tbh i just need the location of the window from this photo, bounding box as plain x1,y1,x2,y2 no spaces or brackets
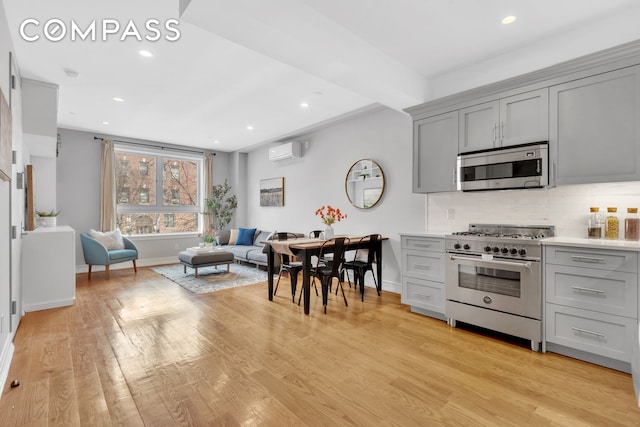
170,188,180,205
118,187,130,204
164,214,175,228
115,147,202,235
139,160,149,175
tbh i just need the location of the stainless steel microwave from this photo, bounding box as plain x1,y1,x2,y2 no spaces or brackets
456,142,549,191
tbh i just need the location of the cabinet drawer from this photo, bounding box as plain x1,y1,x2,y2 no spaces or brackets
402,249,445,281
401,235,445,252
401,277,445,314
544,246,637,273
546,303,635,363
545,264,637,318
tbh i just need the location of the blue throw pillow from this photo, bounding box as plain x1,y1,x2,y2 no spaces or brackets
235,227,257,246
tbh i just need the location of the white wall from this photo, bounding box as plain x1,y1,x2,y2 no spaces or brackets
21,79,58,157
244,106,424,291
426,181,640,238
56,128,231,269
30,156,56,215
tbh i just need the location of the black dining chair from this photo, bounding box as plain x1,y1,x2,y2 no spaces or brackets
341,234,381,301
309,230,323,238
272,232,308,302
309,237,347,313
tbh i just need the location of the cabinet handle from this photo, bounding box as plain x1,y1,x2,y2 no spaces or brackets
415,293,433,300
570,285,605,294
493,124,496,143
501,122,505,143
414,264,432,270
570,256,605,264
571,327,605,339
414,243,432,248
452,167,457,188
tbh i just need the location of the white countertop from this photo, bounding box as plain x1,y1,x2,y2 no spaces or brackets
399,232,447,238
542,236,640,251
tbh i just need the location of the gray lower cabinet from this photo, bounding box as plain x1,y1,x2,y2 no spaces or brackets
412,111,458,193
459,88,549,152
544,245,638,372
550,65,640,186
400,234,446,318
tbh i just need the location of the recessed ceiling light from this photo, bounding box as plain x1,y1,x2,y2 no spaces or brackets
138,49,153,57
102,121,110,125
64,68,80,79
213,140,220,144
502,15,516,25
300,102,309,108
112,97,124,102
246,125,254,131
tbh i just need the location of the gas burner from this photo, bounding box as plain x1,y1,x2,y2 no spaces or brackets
445,224,555,261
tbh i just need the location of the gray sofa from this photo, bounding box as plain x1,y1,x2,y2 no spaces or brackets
216,229,305,267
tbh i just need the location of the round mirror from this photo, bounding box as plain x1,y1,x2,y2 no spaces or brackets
345,159,385,209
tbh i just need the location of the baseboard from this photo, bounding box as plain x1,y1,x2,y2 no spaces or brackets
545,342,632,374
75,256,177,274
23,298,75,313
0,333,15,399
381,280,400,294
73,259,402,294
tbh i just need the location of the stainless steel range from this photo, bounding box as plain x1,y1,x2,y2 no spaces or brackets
445,224,554,351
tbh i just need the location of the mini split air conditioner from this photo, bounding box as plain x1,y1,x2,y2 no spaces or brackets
268,141,302,161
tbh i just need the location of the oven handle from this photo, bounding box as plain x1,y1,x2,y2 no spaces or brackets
449,254,533,270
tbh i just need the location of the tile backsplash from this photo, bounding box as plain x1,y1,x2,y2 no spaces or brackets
426,181,640,238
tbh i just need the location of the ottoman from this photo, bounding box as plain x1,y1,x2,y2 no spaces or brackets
178,250,235,278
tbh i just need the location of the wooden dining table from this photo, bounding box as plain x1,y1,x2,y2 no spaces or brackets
266,235,385,314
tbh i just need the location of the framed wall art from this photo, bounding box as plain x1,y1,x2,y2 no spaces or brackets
260,177,284,207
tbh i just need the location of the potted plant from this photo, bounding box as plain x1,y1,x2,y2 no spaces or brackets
36,209,60,227
205,180,238,231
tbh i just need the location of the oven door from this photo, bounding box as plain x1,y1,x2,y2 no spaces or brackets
446,254,541,319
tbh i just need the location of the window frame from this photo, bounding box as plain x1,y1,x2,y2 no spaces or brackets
114,144,204,235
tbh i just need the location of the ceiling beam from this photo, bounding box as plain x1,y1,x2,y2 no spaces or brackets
180,0,427,111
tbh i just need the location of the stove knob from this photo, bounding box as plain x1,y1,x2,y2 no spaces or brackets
510,248,518,255
492,246,500,253
519,248,527,256
484,246,492,253
463,244,470,250
501,247,509,254
454,243,461,249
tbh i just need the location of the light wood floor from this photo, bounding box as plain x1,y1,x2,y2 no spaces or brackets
1,267,639,426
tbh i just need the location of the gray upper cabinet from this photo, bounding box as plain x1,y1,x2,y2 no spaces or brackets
413,111,458,193
459,88,549,153
551,66,640,186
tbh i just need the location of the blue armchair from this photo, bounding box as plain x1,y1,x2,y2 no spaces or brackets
80,232,139,280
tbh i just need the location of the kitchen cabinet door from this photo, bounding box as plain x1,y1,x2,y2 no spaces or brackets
459,89,549,152
551,66,640,185
500,88,549,147
413,111,458,193
458,101,499,152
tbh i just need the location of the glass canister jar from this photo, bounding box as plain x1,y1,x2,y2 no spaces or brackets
587,207,603,239
625,208,639,241
605,207,619,240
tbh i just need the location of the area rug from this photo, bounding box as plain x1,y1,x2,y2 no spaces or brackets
151,263,267,294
